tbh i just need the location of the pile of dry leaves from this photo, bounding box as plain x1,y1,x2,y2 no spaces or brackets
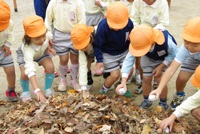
0,90,200,134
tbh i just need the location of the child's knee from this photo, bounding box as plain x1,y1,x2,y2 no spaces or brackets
143,76,152,84
21,73,29,80
4,66,15,75
110,71,120,80
45,63,54,74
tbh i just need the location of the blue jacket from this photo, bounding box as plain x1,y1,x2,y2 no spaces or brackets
34,0,50,20
94,18,134,63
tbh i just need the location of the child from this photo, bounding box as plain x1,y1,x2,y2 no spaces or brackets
16,15,55,103
130,0,169,93
45,0,86,91
33,0,60,77
83,0,104,26
94,2,133,94
150,17,200,110
71,24,95,91
116,25,178,110
160,65,200,132
0,0,18,102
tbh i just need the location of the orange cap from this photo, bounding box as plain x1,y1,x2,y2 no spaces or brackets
105,2,129,29
71,24,94,50
23,15,46,38
182,17,200,43
129,25,165,57
0,0,11,31
191,65,200,88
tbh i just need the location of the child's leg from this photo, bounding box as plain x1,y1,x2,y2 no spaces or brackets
58,54,69,91
4,65,18,102
156,76,168,110
135,57,142,84
191,107,200,122
41,58,55,96
19,65,31,102
69,52,80,90
176,70,193,92
102,69,120,93
170,70,193,110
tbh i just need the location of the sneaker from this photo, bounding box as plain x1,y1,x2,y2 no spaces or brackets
170,93,185,110
71,83,81,91
20,91,32,102
134,73,142,85
6,90,19,102
153,79,158,89
127,76,133,85
158,102,169,111
99,87,109,94
45,88,54,97
134,84,143,94
139,100,152,109
58,80,67,92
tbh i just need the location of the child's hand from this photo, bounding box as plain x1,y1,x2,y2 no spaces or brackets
149,89,161,100
116,84,127,95
36,91,48,103
160,114,176,132
152,64,164,77
47,48,56,56
2,45,11,57
95,0,102,8
94,62,104,75
49,39,54,47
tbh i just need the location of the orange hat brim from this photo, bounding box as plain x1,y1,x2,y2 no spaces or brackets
0,22,9,31
74,37,90,50
107,19,128,30
27,26,47,38
129,42,152,57
154,29,165,45
73,26,94,50
182,32,200,43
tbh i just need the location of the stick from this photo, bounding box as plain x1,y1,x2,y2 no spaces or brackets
13,0,18,12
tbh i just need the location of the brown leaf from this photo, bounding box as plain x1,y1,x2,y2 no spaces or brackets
64,127,73,133
141,125,152,134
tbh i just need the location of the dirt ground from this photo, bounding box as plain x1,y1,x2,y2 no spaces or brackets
0,0,200,115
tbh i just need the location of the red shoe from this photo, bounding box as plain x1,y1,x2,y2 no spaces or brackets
44,70,59,77
6,90,19,102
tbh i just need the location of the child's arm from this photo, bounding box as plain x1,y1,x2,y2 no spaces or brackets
2,20,14,57
130,0,140,26
23,48,47,103
160,90,200,131
47,43,56,56
160,113,176,132
153,36,178,77
29,75,47,103
154,0,169,30
79,50,88,90
150,60,180,98
76,0,86,24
